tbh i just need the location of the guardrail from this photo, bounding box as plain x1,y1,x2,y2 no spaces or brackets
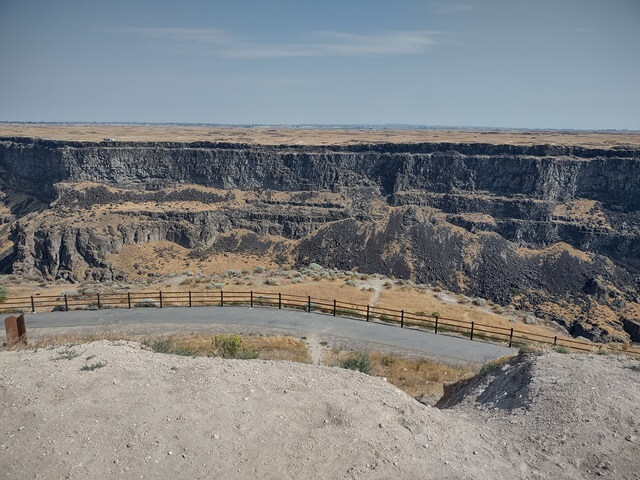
1,289,637,355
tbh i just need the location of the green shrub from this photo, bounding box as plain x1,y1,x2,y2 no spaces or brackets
0,286,6,303
149,339,172,353
553,345,570,354
52,305,66,312
340,352,371,374
209,334,258,359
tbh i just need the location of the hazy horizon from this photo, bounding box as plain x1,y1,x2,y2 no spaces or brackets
1,0,639,129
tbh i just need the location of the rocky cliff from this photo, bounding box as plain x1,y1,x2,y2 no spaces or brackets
1,137,639,341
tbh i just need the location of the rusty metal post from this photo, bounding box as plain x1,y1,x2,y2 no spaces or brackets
30,296,35,313
5,314,27,346
435,314,439,334
64,294,69,312
470,321,475,340
97,293,101,309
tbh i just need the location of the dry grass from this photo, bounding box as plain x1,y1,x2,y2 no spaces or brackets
325,349,477,399
373,288,571,341
2,123,640,148
2,332,311,363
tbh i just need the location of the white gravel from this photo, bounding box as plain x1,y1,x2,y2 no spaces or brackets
1,341,639,479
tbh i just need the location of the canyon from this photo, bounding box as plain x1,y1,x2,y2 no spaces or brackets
1,134,639,342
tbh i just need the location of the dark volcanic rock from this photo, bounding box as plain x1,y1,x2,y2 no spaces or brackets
621,318,640,343
1,137,639,341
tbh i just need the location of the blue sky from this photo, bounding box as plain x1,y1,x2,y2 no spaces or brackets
1,0,639,129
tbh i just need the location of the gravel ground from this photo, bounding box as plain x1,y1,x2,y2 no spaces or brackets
1,342,639,479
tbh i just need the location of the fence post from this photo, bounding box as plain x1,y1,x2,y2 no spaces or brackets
189,291,192,308
401,310,404,328
250,290,254,308
159,291,163,309
470,321,474,340
553,336,557,346
220,290,224,307
434,314,439,334
64,294,69,312
127,292,131,309
333,299,336,316
307,296,311,313
97,293,101,310
366,305,370,322
31,295,35,313
509,327,514,348
278,293,282,309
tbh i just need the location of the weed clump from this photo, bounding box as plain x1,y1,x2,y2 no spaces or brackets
340,352,371,374
209,334,259,359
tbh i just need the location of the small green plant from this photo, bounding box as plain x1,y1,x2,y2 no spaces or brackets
209,334,258,359
52,305,66,312
430,311,440,318
553,345,570,354
54,347,79,361
345,279,357,287
0,286,6,303
340,352,371,374
149,339,171,353
80,361,106,371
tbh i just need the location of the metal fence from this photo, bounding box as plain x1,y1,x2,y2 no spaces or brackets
0,289,636,355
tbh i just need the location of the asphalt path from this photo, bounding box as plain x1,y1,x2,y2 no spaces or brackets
23,306,515,363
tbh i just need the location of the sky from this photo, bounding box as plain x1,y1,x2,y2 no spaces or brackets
0,0,639,129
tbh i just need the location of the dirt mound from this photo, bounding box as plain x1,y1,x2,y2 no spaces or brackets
439,351,640,478
1,342,639,479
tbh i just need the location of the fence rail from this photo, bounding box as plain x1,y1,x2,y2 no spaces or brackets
1,289,638,356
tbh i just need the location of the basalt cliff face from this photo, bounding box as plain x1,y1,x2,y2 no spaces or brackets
1,137,639,341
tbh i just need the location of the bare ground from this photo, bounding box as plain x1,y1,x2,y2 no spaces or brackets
1,342,639,479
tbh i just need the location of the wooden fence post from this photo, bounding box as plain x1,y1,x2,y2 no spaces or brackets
307,296,311,313
250,291,254,308
220,290,224,307
366,305,370,322
127,292,131,309
64,294,69,312
434,314,438,334
401,310,404,328
278,293,282,309
470,321,474,340
31,296,35,313
159,291,163,308
509,328,514,347
97,293,101,310
189,291,192,307
333,299,336,316
553,336,557,346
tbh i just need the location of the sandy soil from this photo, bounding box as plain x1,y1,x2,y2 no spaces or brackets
2,123,640,148
1,342,638,479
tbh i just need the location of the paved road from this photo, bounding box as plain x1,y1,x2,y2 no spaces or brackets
23,306,514,363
